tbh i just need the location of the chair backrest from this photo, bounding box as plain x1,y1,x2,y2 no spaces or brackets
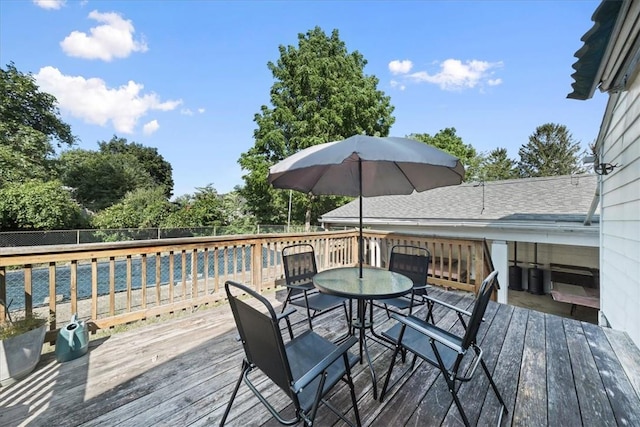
460,270,499,350
389,245,430,288
282,244,318,291
225,280,296,402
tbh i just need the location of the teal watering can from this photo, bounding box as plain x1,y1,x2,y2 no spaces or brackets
55,314,89,363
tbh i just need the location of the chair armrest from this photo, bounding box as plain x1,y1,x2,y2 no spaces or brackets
391,314,463,354
291,336,358,393
424,295,472,317
277,307,297,322
284,282,315,291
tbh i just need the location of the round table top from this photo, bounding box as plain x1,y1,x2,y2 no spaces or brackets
313,266,413,300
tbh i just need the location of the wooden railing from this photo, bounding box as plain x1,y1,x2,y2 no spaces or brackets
0,230,492,342
362,230,493,294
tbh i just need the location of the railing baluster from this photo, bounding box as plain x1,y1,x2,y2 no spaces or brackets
109,257,115,316
49,262,56,334
25,264,32,318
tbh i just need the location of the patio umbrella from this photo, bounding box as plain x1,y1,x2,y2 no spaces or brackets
268,135,465,277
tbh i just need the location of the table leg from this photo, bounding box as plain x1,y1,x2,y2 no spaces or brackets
354,298,379,400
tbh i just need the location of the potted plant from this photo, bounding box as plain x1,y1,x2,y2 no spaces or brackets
0,299,47,387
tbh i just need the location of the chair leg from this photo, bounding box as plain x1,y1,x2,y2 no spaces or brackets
431,341,471,427
281,290,292,313
219,360,249,426
481,359,508,416
446,374,471,427
345,360,362,427
303,292,314,330
307,372,328,426
379,344,401,402
343,302,350,331
424,300,435,324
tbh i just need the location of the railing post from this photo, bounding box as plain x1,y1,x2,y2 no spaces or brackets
0,267,6,325
252,240,263,291
474,242,484,295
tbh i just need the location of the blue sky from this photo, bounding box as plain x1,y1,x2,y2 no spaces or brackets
1,0,606,198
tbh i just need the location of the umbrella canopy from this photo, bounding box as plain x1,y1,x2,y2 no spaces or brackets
268,135,465,276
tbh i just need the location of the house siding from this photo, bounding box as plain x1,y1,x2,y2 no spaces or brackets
600,72,640,348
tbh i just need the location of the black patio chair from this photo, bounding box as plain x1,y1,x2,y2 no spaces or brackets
373,245,434,322
220,280,361,427
379,270,507,427
281,244,350,331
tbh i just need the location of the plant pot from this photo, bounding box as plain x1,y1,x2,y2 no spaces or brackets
0,323,46,387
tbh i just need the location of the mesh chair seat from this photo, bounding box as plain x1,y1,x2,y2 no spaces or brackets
286,330,360,413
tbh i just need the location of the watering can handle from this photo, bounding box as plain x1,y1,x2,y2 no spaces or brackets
67,314,79,349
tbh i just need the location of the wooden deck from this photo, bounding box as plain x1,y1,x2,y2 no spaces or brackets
2,287,640,426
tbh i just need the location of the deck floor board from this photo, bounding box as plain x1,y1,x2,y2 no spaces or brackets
1,287,639,426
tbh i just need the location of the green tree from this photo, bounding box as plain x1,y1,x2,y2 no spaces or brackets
162,184,224,228
92,186,174,229
220,188,254,226
0,62,76,187
479,148,519,181
408,128,482,181
518,123,585,177
239,27,395,227
0,180,86,231
59,149,156,211
98,136,174,198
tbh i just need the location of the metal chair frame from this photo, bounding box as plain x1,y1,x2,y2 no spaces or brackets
379,271,508,427
220,280,361,427
281,244,349,331
373,245,434,322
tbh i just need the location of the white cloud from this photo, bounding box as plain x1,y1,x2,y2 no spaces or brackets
60,10,148,61
34,66,182,134
143,120,160,135
197,108,205,114
388,60,413,75
33,0,65,10
390,80,406,91
408,59,503,91
181,108,194,116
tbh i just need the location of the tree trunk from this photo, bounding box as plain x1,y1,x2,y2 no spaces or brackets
305,207,311,232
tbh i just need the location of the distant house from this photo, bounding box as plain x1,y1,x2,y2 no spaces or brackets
568,0,640,348
321,173,600,303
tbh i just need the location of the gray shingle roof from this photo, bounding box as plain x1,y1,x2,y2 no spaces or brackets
321,174,599,224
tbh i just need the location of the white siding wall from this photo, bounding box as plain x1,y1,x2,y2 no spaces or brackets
600,73,640,348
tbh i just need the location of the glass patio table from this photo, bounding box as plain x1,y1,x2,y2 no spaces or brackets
313,266,412,399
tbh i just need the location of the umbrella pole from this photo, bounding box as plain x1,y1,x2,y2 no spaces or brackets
359,159,363,278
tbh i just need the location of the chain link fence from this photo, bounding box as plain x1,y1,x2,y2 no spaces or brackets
0,225,326,247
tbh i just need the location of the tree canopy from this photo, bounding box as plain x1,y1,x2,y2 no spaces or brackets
408,128,482,181
518,123,584,177
0,180,87,231
0,62,76,188
58,148,156,212
98,136,174,198
239,27,395,226
1,62,75,147
480,148,519,181
92,186,173,229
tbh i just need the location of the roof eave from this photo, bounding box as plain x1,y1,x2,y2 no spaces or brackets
567,0,625,100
